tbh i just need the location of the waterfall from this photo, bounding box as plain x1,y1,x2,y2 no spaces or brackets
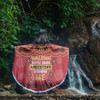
67,55,100,94
92,21,100,38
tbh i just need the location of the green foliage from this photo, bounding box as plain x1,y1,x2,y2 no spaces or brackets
25,0,98,29
0,57,9,71
56,0,83,28
0,0,99,71
17,0,99,41
0,0,20,70
18,13,55,43
55,0,99,28
79,0,99,14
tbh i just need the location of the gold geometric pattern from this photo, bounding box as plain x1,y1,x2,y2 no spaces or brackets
16,44,69,57
27,71,32,77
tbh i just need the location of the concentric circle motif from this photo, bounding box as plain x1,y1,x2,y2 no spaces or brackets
49,71,54,77
27,71,32,77
51,57,57,64
26,57,32,64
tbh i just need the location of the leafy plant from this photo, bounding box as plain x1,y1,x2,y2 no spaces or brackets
56,0,83,28
0,0,20,70
18,13,55,43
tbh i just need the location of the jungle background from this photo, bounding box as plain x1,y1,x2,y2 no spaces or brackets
0,0,100,96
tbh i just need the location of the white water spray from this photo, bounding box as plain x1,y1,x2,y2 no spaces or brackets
67,55,100,94
92,21,100,38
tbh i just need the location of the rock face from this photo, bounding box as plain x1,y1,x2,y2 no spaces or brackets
80,53,100,84
87,38,100,54
0,91,11,95
51,17,100,89
83,38,100,84
96,21,100,29
92,20,100,37
64,18,100,88
82,20,100,85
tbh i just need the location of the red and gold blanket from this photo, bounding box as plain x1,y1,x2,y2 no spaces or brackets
13,44,69,93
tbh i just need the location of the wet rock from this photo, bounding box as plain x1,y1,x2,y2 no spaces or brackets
87,38,100,54
92,20,100,37
0,91,10,95
54,89,71,95
81,53,100,84
0,88,6,92
4,85,11,90
0,93,100,100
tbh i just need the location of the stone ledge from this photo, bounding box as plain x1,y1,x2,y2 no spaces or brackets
0,89,100,100
0,94,100,100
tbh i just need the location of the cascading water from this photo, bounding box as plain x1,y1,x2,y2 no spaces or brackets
92,20,100,38
66,55,100,94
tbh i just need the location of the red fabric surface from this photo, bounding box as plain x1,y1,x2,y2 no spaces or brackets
13,44,69,93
